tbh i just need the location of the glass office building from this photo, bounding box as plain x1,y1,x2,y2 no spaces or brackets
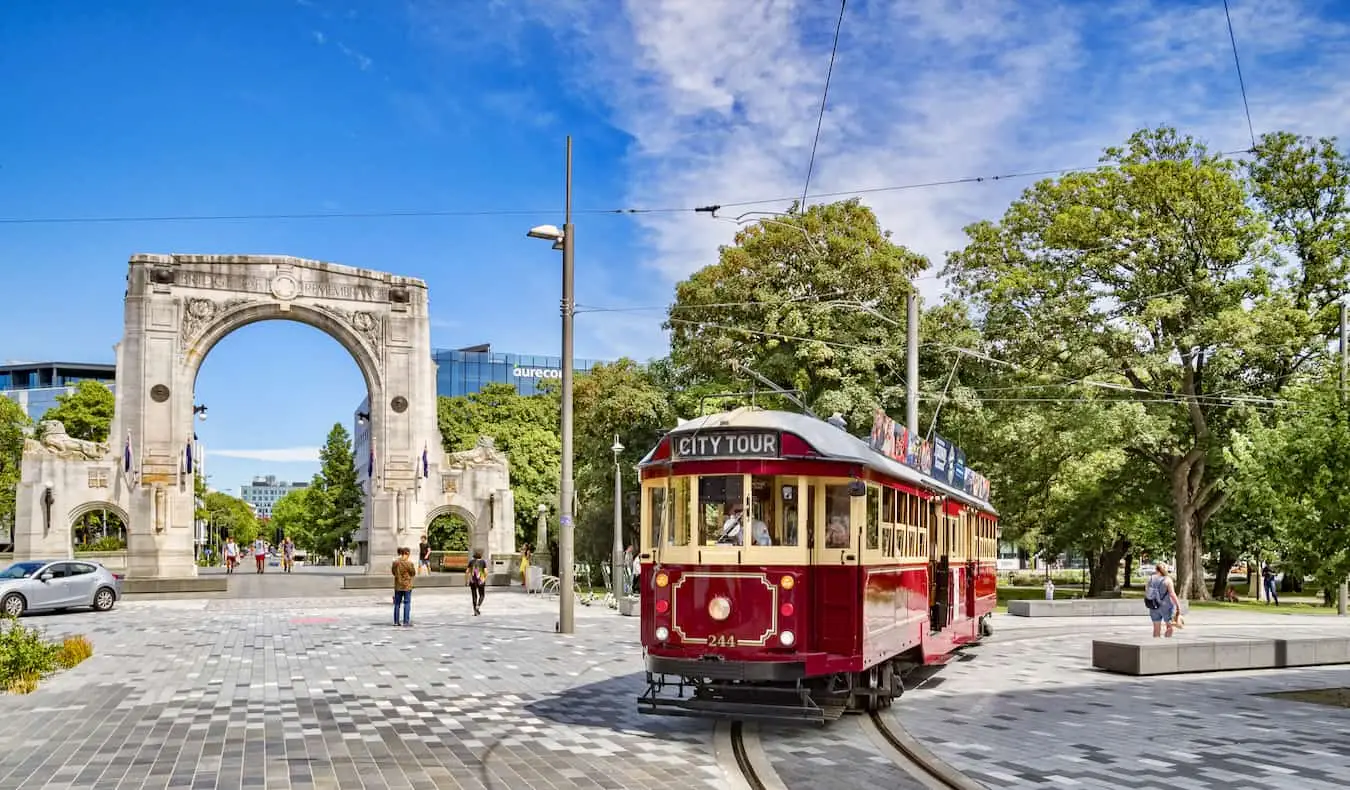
434,344,602,397
0,361,117,420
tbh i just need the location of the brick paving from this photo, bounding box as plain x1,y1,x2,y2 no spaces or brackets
9,584,1350,789
0,589,720,790
899,611,1350,789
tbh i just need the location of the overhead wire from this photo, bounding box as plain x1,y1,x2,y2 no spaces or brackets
800,0,848,211
0,152,1257,226
1222,0,1258,149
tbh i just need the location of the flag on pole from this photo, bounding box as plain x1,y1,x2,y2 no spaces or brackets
185,440,194,474
421,442,429,478
123,431,133,473
368,438,375,479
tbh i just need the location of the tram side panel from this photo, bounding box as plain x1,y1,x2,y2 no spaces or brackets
860,563,927,669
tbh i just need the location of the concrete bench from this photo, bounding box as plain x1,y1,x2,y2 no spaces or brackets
1008,598,1190,617
122,577,228,595
1092,636,1350,676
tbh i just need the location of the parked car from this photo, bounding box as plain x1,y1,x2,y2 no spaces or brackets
0,560,123,617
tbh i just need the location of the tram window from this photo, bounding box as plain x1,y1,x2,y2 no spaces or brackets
669,477,692,546
748,476,799,546
883,488,898,524
646,486,666,549
700,475,745,546
824,485,851,548
866,485,880,551
882,525,895,557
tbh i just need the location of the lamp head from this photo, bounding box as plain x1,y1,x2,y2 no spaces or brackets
538,503,549,514
611,435,624,454
43,480,53,492
527,224,564,242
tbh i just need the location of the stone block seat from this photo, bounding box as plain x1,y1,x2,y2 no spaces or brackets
122,577,228,595
1092,635,1350,676
1008,598,1190,617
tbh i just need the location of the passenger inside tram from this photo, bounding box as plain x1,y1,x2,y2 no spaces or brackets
716,503,744,545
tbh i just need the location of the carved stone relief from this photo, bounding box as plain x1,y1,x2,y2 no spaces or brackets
25,421,109,461
317,304,383,350
179,297,253,350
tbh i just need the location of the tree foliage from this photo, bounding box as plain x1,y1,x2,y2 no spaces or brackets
309,424,362,556
943,126,1348,598
437,383,559,546
41,381,114,443
0,398,29,538
270,485,324,552
667,200,927,430
203,490,259,546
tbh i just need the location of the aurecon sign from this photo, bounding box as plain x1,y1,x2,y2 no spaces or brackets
671,432,780,460
513,367,562,379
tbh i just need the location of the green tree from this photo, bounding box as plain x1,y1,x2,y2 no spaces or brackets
310,424,362,556
40,381,115,443
270,486,322,552
0,398,30,538
203,490,259,546
944,127,1299,599
427,512,471,551
666,199,926,429
572,359,676,567
437,383,559,546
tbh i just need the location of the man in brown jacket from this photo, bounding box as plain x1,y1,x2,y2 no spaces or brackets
392,547,416,627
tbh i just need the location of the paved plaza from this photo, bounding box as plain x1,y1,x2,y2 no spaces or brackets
3,579,1350,789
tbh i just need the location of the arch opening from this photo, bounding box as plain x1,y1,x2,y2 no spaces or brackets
68,501,130,552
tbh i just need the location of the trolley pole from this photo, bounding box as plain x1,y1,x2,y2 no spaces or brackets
905,290,919,436
559,135,577,635
1340,299,1347,616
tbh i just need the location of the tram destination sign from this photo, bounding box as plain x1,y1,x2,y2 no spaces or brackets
671,431,780,460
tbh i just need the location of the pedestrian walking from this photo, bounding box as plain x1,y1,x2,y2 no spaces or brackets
1262,564,1280,605
280,536,295,573
519,544,532,587
252,537,268,574
467,548,488,616
418,535,431,576
224,538,239,574
392,547,416,627
1144,562,1181,639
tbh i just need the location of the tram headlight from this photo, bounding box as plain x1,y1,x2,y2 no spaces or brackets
779,630,796,647
708,596,731,621
655,626,670,642
655,572,669,588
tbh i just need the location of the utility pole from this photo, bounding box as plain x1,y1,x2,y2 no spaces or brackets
559,136,577,635
1340,299,1347,616
906,291,919,436
612,435,624,601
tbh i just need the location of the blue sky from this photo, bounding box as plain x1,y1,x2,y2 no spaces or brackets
3,0,1348,495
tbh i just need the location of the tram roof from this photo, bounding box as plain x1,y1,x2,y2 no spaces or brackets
640,408,996,515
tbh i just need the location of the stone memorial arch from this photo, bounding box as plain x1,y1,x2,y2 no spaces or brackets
13,254,515,578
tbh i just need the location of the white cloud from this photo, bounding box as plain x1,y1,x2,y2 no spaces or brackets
211,447,321,463
411,0,1350,359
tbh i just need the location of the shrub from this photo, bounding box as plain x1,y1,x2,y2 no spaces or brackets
5,673,39,695
75,536,127,553
0,617,60,688
55,635,94,669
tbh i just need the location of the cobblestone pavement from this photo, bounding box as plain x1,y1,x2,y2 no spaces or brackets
0,590,720,790
9,588,1350,789
898,611,1350,789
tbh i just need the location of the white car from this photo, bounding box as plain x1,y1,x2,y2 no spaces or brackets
0,560,123,617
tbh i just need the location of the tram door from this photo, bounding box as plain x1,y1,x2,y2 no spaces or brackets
929,504,953,631
813,482,863,656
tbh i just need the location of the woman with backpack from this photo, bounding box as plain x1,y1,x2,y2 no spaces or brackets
1145,562,1182,638
466,549,488,616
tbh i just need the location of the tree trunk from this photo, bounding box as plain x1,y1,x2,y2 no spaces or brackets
1122,552,1134,588
1209,549,1237,600
1088,537,1130,597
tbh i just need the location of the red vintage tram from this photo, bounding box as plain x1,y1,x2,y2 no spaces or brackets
636,407,998,722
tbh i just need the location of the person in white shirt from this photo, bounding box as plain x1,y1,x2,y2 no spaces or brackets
717,504,744,545
224,538,239,574
752,520,772,546
253,537,268,574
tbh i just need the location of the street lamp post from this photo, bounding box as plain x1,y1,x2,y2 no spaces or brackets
526,135,577,634
612,435,624,598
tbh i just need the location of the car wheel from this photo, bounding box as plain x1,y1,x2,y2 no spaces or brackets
93,587,116,612
2,593,26,618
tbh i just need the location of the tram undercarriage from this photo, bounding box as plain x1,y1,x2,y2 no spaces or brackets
637,661,910,725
